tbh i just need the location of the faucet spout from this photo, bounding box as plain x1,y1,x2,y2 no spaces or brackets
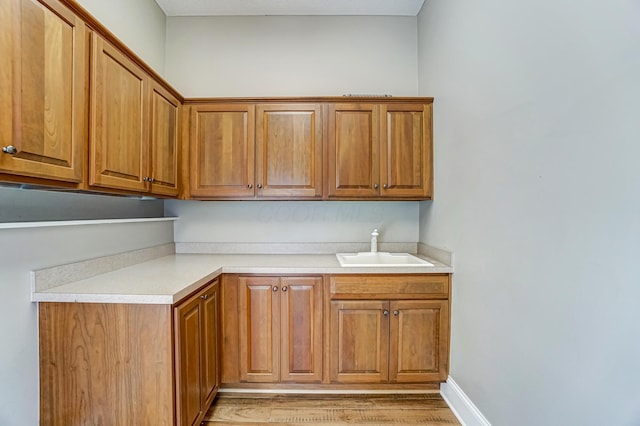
370,229,379,253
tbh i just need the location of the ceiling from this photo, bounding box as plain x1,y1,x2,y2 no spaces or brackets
154,0,426,17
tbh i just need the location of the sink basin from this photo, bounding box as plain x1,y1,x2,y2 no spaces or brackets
336,252,434,267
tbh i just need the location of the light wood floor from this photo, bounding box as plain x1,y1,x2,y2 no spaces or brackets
203,393,461,425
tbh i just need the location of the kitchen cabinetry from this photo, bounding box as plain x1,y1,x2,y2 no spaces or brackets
90,33,180,196
229,275,323,383
328,275,449,384
188,102,322,199
0,0,86,184
175,279,220,426
327,101,433,199
39,279,220,426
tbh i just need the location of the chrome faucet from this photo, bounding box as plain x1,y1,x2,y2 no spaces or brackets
370,229,379,253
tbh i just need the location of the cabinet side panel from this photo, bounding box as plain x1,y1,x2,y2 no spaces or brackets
39,303,174,426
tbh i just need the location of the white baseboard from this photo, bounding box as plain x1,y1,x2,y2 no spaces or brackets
440,376,491,426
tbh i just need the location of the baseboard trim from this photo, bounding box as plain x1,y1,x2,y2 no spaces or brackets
440,376,491,426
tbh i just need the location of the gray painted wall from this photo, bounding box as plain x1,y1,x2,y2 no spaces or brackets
418,0,640,424
165,15,418,97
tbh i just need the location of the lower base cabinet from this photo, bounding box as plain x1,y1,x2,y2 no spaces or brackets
38,279,220,426
328,275,450,385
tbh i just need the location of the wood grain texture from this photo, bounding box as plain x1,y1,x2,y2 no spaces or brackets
238,277,281,383
389,300,449,383
203,393,459,425
280,277,323,383
201,281,221,409
329,275,450,300
0,0,85,182
175,293,204,426
150,81,180,196
329,300,389,384
255,104,323,199
327,103,380,198
89,32,149,192
39,303,174,426
189,104,255,198
221,275,241,384
380,103,433,198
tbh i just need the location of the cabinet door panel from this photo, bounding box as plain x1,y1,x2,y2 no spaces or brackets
380,103,432,198
175,295,203,426
238,277,280,382
201,281,220,409
327,104,380,197
149,82,180,196
0,0,85,182
90,33,148,191
190,105,255,198
329,300,388,383
256,104,323,198
280,277,323,383
389,300,448,383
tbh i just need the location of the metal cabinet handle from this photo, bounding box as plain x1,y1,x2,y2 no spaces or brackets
393,310,399,316
143,177,150,182
383,309,389,316
272,286,278,292
247,184,253,189
2,145,17,155
282,286,288,292
150,177,156,183
201,294,208,300
373,183,379,189
257,184,263,189
383,184,388,189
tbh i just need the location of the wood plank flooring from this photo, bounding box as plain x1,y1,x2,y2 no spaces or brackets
203,393,460,425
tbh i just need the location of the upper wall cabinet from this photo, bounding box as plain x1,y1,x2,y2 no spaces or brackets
327,101,433,200
0,0,86,183
189,102,323,200
89,33,180,196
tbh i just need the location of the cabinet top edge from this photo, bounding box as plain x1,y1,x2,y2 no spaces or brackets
184,97,434,104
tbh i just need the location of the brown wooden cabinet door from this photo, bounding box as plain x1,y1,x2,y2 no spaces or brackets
189,104,255,198
238,276,280,382
90,33,149,192
380,103,433,198
280,277,323,383
149,82,180,196
327,103,380,198
0,0,85,182
329,300,389,383
175,294,203,426
201,280,220,408
255,104,323,198
389,300,448,383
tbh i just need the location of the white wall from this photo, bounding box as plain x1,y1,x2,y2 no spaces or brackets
0,221,174,426
418,0,640,425
76,0,167,73
166,201,418,244
165,15,418,97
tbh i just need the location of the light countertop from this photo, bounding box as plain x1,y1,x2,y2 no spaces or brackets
32,253,453,304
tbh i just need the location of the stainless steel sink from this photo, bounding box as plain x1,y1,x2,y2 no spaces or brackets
336,252,434,267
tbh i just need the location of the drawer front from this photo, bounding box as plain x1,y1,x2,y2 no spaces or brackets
329,275,449,300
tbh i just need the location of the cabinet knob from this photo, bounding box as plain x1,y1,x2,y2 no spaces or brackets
150,177,156,183
143,176,150,182
247,184,253,189
201,294,208,300
383,309,389,316
383,184,388,189
272,286,278,292
2,145,17,155
373,183,379,189
282,286,288,292
257,184,263,189
393,310,399,316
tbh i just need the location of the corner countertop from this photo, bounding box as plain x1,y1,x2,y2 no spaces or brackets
32,253,453,305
